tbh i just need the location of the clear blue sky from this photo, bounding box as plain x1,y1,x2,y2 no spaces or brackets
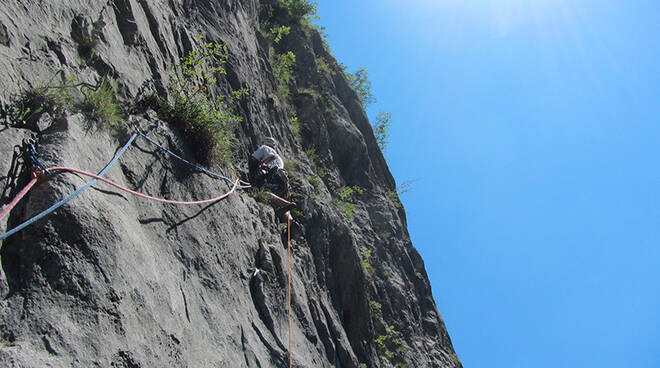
315,1,659,367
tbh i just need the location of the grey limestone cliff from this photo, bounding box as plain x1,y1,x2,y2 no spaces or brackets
0,1,460,367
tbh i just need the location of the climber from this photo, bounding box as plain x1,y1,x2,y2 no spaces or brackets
248,137,296,224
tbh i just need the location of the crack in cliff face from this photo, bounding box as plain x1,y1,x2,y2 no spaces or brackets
112,0,140,47
0,0,461,367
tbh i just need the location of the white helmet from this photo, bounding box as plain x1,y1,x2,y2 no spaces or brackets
263,137,278,149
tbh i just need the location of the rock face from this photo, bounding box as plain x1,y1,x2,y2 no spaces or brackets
0,1,460,367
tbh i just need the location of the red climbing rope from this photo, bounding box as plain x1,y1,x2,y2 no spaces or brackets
0,176,38,222
287,217,293,368
47,167,238,205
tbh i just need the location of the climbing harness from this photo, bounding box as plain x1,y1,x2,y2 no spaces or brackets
0,131,242,241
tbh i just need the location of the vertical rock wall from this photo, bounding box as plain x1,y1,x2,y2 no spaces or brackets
0,0,460,367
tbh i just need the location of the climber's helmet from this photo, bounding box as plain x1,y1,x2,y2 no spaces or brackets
263,137,278,149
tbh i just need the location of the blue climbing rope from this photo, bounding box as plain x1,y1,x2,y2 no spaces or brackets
136,131,251,189
0,132,138,241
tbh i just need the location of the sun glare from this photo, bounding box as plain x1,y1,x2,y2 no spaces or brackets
405,0,575,38
488,0,573,37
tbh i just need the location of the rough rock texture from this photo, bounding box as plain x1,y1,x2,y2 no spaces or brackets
0,1,460,367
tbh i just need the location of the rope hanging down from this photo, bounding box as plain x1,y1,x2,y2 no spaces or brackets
0,132,138,241
287,217,293,368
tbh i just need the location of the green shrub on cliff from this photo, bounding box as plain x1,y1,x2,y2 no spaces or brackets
316,57,335,76
270,25,291,44
372,110,391,152
166,38,245,166
80,79,122,130
345,66,376,108
279,0,318,21
332,185,363,220
375,325,406,367
272,51,297,100
16,74,123,131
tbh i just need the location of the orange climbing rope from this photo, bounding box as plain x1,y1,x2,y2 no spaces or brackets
287,217,293,368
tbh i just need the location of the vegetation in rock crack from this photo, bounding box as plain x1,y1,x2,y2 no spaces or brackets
71,16,105,62
297,87,321,99
334,198,356,220
8,94,46,127
332,185,363,220
14,75,123,131
272,51,297,100
375,325,407,367
337,185,364,200
305,148,329,184
345,66,376,108
372,110,392,153
376,230,391,240
292,208,304,217
289,111,303,141
369,300,382,318
387,179,419,210
450,351,461,365
305,148,319,163
307,175,321,190
284,159,298,172
316,166,326,179
166,37,247,166
282,0,332,54
360,247,373,272
248,186,271,204
80,79,123,130
279,0,318,23
316,57,335,76
270,25,291,44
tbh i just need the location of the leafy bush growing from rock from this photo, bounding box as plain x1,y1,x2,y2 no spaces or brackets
360,247,373,272
345,66,375,108
272,51,296,100
369,300,382,317
305,148,319,163
387,179,419,211
279,0,318,22
375,325,406,367
332,185,363,220
270,25,291,44
372,110,391,153
289,111,302,141
166,38,246,166
316,57,335,76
